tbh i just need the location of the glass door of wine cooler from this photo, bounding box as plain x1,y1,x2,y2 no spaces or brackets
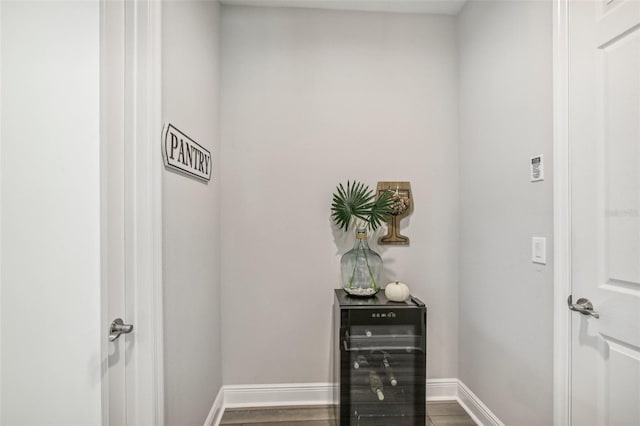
333,290,426,426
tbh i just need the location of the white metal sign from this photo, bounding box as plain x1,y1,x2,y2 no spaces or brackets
162,123,212,182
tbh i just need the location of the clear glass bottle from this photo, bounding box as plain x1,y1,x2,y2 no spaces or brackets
353,355,369,370
369,371,385,401
341,228,382,297
382,354,398,386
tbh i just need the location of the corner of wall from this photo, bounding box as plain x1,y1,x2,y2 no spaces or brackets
161,0,224,423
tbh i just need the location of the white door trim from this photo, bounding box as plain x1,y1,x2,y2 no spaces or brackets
140,1,164,424
0,2,3,421
125,0,164,423
100,0,164,424
552,0,571,425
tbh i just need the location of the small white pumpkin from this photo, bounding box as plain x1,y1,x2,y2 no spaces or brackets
385,281,410,302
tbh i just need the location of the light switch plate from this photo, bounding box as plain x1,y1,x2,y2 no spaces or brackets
532,237,546,264
531,155,544,182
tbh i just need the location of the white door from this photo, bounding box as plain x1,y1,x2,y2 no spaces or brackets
0,1,161,424
1,1,104,424
101,0,164,424
569,0,640,424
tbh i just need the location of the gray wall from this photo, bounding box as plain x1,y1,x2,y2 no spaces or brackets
457,1,554,425
220,6,459,385
162,1,222,424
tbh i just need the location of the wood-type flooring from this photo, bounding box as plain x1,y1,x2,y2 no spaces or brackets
220,400,476,426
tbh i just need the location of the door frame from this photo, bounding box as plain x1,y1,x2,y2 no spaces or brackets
553,0,572,424
90,0,577,424
99,0,164,424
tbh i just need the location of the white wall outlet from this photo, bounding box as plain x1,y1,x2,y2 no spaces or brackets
530,155,544,182
532,237,546,264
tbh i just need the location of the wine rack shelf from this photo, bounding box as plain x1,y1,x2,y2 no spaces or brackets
333,289,427,426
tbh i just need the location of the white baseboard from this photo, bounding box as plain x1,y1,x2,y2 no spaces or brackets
456,381,504,426
224,382,335,408
205,379,503,426
203,386,224,426
426,378,458,401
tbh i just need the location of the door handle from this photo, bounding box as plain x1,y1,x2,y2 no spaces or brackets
567,295,600,319
109,318,134,342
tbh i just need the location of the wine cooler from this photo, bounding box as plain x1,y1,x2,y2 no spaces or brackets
333,289,427,426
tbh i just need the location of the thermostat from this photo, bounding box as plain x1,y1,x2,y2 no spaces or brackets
531,155,544,182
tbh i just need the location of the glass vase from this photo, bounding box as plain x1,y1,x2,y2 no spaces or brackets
341,228,382,297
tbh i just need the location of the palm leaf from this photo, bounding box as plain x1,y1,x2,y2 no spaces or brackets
367,189,394,230
331,180,393,231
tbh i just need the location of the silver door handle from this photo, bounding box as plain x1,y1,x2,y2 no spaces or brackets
109,318,134,341
567,295,600,319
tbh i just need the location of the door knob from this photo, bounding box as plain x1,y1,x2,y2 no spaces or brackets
109,318,134,342
567,295,600,319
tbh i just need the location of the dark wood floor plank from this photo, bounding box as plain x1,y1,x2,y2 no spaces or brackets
221,405,334,424
427,401,468,416
220,401,476,425
240,421,334,426
430,414,477,426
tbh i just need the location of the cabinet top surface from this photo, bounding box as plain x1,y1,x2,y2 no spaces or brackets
334,289,425,308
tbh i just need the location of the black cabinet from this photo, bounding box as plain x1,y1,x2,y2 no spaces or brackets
333,289,427,426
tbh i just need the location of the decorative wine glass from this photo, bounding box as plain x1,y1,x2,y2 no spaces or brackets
377,181,413,245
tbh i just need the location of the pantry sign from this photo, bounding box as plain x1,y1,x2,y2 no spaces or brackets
162,123,212,182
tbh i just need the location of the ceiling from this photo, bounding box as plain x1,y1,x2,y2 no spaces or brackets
219,0,468,15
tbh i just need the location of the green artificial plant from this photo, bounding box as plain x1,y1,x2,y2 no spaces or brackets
331,181,394,292
331,180,394,232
